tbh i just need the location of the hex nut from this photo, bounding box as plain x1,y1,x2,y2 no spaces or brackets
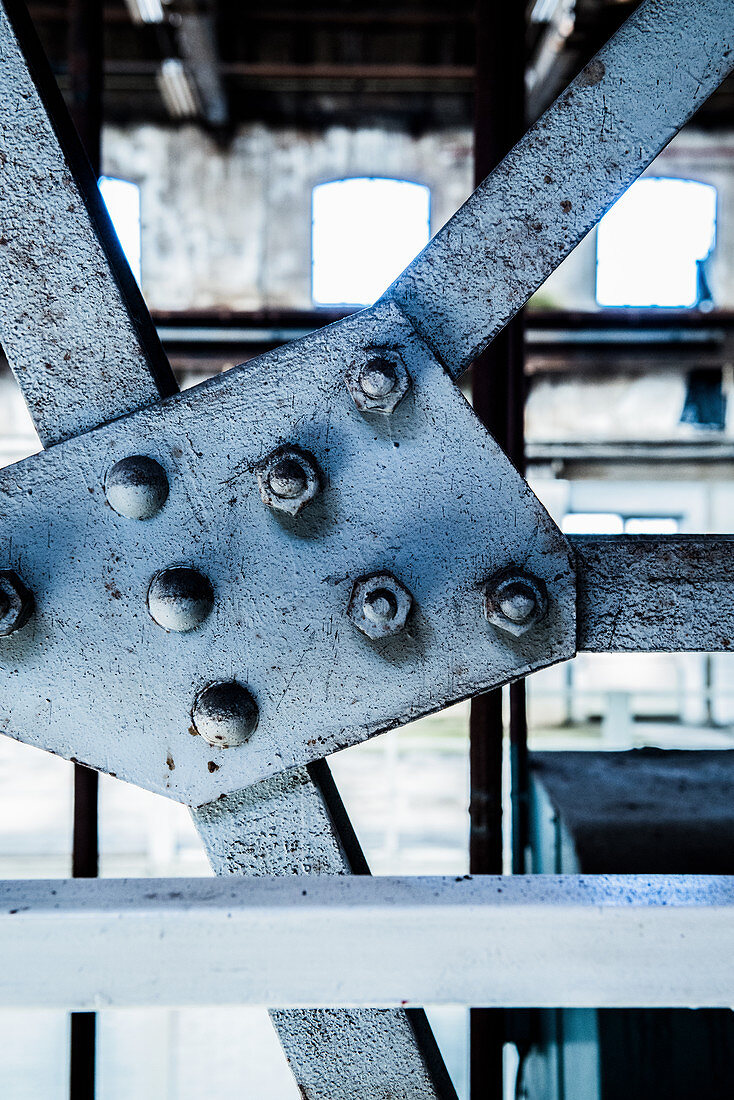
105,455,169,520
348,572,413,640
345,350,411,414
191,681,259,748
255,445,321,516
0,570,34,637
148,567,214,633
483,569,548,637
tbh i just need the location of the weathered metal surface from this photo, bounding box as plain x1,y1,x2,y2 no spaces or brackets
0,300,575,805
194,768,458,1099
388,0,734,377
3,874,734,1008
2,0,733,1088
194,767,352,876
0,0,175,445
575,535,734,652
0,9,459,1093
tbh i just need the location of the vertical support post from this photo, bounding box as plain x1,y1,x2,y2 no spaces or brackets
470,0,526,1095
66,1,103,1097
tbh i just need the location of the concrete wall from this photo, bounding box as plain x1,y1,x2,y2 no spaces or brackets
103,124,473,312
102,123,734,314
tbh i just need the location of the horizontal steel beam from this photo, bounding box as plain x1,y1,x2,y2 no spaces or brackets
2,875,734,1009
575,535,734,652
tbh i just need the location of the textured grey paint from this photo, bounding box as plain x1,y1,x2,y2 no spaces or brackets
0,3,173,445
575,535,734,652
3,0,732,1090
0,11,457,1091
388,0,734,376
2,874,734,1008
0,301,575,804
194,772,458,1099
194,768,351,876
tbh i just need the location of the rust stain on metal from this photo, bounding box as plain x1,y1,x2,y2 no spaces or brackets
579,58,606,86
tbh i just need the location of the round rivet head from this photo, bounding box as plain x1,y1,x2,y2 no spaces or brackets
105,456,169,520
483,569,548,637
0,570,34,637
191,682,259,748
148,567,214,633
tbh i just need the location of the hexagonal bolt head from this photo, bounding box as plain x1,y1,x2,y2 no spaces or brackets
345,350,411,414
483,569,548,637
191,681,259,748
348,572,413,640
0,570,34,637
105,455,169,520
255,445,321,516
148,567,214,633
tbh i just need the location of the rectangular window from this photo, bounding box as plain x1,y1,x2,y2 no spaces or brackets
596,177,717,308
312,178,430,307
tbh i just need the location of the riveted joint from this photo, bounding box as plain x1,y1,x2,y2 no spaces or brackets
104,455,169,520
348,571,413,639
345,349,411,415
0,569,34,636
255,444,321,516
191,681,259,748
483,568,548,637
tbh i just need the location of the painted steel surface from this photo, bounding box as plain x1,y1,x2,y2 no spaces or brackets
0,0,732,1083
194,771,458,1099
575,535,734,651
0,1,175,445
0,301,575,804
1,874,733,1008
0,6,460,1091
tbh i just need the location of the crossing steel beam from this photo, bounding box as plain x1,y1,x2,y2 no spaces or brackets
0,0,732,1096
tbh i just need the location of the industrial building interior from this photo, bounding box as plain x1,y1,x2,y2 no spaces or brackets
1,0,733,1098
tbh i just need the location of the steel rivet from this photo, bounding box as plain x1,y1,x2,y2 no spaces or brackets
0,570,34,637
105,455,169,520
483,570,548,637
148,567,214,633
191,681,259,748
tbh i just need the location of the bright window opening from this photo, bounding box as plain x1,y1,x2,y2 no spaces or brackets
312,178,430,307
99,176,142,284
562,512,624,535
562,513,679,535
623,516,679,535
596,177,717,308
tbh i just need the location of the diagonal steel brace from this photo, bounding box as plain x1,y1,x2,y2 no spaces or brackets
0,0,732,1095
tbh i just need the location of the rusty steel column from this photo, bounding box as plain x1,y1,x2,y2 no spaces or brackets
66,1,102,1097
470,0,527,1096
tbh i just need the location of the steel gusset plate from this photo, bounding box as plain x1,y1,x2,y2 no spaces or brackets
0,301,574,805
